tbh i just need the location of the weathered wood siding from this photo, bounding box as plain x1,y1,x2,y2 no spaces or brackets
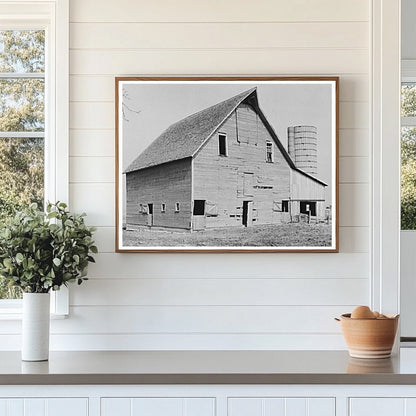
193,103,291,228
126,158,192,229
291,169,326,202
291,170,327,219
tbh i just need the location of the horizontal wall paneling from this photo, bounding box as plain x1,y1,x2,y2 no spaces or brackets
52,0,374,351
70,49,368,76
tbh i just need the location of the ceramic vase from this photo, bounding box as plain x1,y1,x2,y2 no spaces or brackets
22,292,50,361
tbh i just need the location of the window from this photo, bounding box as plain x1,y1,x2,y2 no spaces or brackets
193,200,205,216
0,1,68,314
282,200,289,212
0,30,45,301
206,201,218,217
139,203,146,214
272,201,281,212
266,141,274,163
161,203,166,213
401,78,416,229
218,133,227,156
175,202,180,212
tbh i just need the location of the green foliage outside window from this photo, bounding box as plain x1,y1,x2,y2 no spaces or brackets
402,84,416,230
401,127,416,229
0,30,45,298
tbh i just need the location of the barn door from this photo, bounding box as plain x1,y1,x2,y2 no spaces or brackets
147,203,153,226
192,200,206,231
242,201,253,227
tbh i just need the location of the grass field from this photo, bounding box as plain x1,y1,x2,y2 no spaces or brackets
123,223,332,247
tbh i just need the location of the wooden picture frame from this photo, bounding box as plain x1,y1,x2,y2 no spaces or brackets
115,77,339,253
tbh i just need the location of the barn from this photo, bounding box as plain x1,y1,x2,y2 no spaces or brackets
124,88,328,231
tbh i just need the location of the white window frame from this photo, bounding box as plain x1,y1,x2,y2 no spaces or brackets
0,0,69,318
161,203,166,213
175,202,180,213
371,0,401,325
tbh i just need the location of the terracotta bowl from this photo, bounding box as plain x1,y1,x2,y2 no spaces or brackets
337,313,399,359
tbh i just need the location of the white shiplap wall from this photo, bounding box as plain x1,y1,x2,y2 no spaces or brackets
4,0,373,350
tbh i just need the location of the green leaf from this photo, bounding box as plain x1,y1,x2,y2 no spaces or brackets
53,258,61,267
64,219,74,227
90,245,98,254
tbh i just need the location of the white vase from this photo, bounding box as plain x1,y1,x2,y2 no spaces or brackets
22,292,50,361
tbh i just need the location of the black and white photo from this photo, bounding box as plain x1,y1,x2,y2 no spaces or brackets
116,77,338,252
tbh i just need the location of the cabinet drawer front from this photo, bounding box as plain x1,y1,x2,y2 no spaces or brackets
228,397,335,416
350,398,416,416
0,398,88,416
101,397,215,416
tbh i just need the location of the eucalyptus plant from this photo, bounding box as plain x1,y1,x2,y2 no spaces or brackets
0,202,97,293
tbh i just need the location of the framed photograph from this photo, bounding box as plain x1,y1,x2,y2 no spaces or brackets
115,77,339,252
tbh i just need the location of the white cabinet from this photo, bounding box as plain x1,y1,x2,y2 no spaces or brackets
101,397,215,416
228,397,335,416
350,398,416,416
0,398,88,416
5,385,416,416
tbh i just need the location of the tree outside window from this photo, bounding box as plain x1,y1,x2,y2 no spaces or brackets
0,30,45,299
401,83,416,230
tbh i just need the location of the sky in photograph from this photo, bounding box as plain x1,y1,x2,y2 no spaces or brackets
121,81,334,203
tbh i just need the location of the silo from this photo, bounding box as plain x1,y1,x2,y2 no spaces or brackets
287,125,317,176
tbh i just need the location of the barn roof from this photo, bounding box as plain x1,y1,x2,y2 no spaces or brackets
125,87,327,187
125,88,256,174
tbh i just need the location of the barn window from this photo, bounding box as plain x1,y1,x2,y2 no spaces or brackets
206,201,218,217
193,200,205,216
282,200,289,212
266,141,274,162
175,202,180,212
273,201,281,212
161,203,166,213
218,133,227,156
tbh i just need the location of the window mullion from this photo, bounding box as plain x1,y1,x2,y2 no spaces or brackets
0,73,44,79
401,117,416,127
0,132,45,138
